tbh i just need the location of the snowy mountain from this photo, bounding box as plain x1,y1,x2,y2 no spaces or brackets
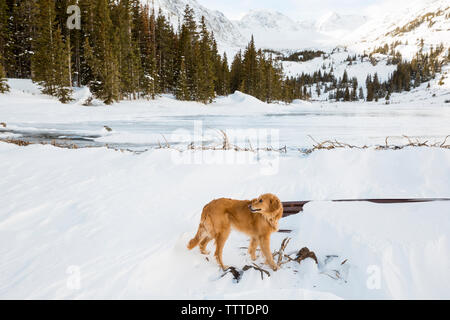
346,0,450,59
145,0,449,58
233,10,331,50
144,1,367,50
235,10,302,32
143,0,245,46
315,12,368,39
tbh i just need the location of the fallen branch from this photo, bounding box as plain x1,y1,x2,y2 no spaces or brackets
273,237,291,267
243,263,271,280
221,263,271,282
221,266,242,281
302,135,450,154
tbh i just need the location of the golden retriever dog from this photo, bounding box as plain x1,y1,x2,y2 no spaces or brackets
187,193,283,271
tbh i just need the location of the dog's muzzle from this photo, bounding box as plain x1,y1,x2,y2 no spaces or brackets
249,205,261,213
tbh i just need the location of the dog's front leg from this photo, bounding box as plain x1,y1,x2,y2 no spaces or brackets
248,237,259,261
259,235,279,271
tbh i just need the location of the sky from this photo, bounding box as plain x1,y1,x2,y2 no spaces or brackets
195,0,383,20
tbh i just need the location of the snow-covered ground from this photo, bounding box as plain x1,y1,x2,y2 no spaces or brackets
1,79,450,299
1,143,449,299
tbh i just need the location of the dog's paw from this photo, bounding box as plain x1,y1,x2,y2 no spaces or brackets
269,264,279,271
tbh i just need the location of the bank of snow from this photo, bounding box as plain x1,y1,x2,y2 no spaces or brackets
0,142,449,299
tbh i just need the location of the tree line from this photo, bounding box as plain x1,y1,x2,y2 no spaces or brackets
1,1,448,104
365,44,449,102
0,0,300,104
279,45,449,103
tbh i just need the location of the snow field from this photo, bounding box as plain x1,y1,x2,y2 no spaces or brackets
1,142,449,299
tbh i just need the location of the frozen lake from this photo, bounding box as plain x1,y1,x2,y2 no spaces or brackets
2,103,450,153
1,82,449,153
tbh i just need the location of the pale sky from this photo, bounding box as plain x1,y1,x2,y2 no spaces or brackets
196,0,385,20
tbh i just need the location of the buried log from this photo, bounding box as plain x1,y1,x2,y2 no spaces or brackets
281,198,450,218
295,247,318,265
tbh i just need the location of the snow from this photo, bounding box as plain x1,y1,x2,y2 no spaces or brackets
0,143,449,299
1,79,450,299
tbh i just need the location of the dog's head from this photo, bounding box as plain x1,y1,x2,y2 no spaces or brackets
249,193,283,221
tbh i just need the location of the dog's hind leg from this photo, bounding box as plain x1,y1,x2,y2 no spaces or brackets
199,236,212,255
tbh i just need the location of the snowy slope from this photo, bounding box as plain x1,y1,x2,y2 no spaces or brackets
346,0,450,60
283,49,398,85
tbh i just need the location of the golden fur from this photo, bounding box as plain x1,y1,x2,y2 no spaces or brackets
187,193,283,271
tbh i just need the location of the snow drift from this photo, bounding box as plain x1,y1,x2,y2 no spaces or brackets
0,142,449,299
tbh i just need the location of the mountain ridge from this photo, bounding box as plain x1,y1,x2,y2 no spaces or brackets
144,0,450,58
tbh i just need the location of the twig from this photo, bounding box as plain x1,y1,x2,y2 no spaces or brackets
243,263,271,280
274,237,291,267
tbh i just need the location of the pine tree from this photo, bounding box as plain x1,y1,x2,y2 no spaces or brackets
53,29,73,103
84,0,120,104
216,52,229,96
32,0,57,96
115,0,142,100
366,75,374,101
196,16,216,103
138,4,159,99
241,36,258,96
10,0,38,78
0,58,9,93
0,0,10,70
230,50,242,93
344,87,350,101
342,70,348,83
175,56,189,100
177,5,199,100
156,9,176,93
32,0,73,102
373,73,380,98
358,87,364,101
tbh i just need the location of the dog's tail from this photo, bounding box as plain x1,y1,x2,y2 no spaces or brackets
187,222,207,250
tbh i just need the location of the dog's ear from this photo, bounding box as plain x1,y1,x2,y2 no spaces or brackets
269,196,283,220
